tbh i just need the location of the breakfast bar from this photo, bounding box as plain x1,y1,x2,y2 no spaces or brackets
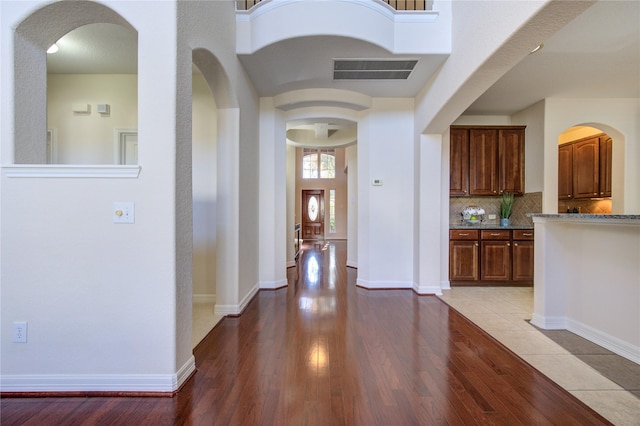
530,214,640,364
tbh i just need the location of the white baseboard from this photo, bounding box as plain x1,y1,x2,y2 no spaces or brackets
440,280,451,290
566,318,640,365
214,283,259,316
0,356,196,393
193,294,216,304
356,279,413,289
413,282,442,295
530,313,566,330
259,279,287,289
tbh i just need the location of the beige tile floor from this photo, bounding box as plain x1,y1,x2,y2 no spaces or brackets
438,286,640,425
192,302,224,349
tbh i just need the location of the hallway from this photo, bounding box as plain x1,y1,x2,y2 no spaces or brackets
1,241,610,424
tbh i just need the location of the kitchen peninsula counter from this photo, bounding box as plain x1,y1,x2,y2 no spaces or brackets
530,213,640,364
450,223,533,230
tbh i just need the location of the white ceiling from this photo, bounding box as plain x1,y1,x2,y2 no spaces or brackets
47,0,639,118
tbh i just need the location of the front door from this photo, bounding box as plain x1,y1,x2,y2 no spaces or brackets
302,190,324,241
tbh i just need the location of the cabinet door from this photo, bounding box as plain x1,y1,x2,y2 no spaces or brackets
481,241,510,280
573,137,600,199
450,128,469,196
469,129,498,195
449,240,478,281
512,240,534,281
558,143,573,200
599,136,612,197
498,128,525,195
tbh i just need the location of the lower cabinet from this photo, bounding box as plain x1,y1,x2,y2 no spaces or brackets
480,230,511,281
512,230,534,281
449,230,479,281
449,228,534,286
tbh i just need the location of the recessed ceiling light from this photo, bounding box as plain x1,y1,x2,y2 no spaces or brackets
47,43,59,54
530,43,543,54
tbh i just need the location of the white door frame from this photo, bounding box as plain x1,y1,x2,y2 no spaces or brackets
114,128,138,165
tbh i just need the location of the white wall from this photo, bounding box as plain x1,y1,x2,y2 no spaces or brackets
192,74,217,298
47,74,138,164
1,0,259,393
346,145,358,268
2,0,189,392
532,217,640,363
357,98,415,289
512,101,545,193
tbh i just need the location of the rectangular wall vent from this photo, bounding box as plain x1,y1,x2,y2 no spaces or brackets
333,59,418,80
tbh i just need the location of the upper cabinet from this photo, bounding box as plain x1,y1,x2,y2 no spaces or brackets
558,134,612,200
450,126,525,196
450,128,470,196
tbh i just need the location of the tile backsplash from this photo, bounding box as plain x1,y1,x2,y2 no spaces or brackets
558,198,612,214
449,192,542,227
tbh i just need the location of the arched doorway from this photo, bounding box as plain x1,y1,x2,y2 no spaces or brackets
557,124,624,214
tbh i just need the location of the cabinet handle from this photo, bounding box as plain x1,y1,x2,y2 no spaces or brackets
568,195,572,198
493,190,497,194
490,233,500,236
459,233,469,236
514,243,518,246
601,192,604,195
475,243,479,247
507,243,511,246
523,233,533,236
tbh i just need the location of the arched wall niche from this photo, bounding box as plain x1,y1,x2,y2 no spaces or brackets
192,48,237,110
558,121,625,213
14,1,135,164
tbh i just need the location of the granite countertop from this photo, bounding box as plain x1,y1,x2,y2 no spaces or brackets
530,214,640,220
450,222,533,230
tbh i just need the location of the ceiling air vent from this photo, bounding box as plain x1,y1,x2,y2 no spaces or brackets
333,59,418,80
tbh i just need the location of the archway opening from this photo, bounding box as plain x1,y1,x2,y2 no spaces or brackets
557,124,624,214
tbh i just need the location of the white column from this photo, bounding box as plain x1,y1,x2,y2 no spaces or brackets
258,98,287,289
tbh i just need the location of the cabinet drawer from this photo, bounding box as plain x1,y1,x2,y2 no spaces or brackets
481,230,510,240
450,230,479,240
513,230,534,240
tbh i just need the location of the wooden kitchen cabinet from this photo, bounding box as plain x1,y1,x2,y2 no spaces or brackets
558,143,573,200
559,134,612,201
512,230,534,282
480,230,511,281
573,137,600,199
450,228,533,286
499,128,525,195
450,128,470,196
469,129,499,196
599,135,612,197
449,230,479,281
450,126,525,197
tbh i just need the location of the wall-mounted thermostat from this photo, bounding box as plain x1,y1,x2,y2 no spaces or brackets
372,179,383,186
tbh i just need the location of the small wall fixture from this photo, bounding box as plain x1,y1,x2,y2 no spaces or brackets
97,104,110,114
530,43,544,54
72,103,90,113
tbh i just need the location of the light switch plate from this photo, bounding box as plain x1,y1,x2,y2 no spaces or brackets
372,179,383,186
113,202,135,224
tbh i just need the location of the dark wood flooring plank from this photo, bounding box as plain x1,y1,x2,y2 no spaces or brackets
1,241,611,425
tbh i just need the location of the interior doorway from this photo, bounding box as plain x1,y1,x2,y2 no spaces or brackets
302,189,325,241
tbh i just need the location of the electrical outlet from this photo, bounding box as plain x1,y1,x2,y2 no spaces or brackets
488,214,497,220
13,321,27,343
